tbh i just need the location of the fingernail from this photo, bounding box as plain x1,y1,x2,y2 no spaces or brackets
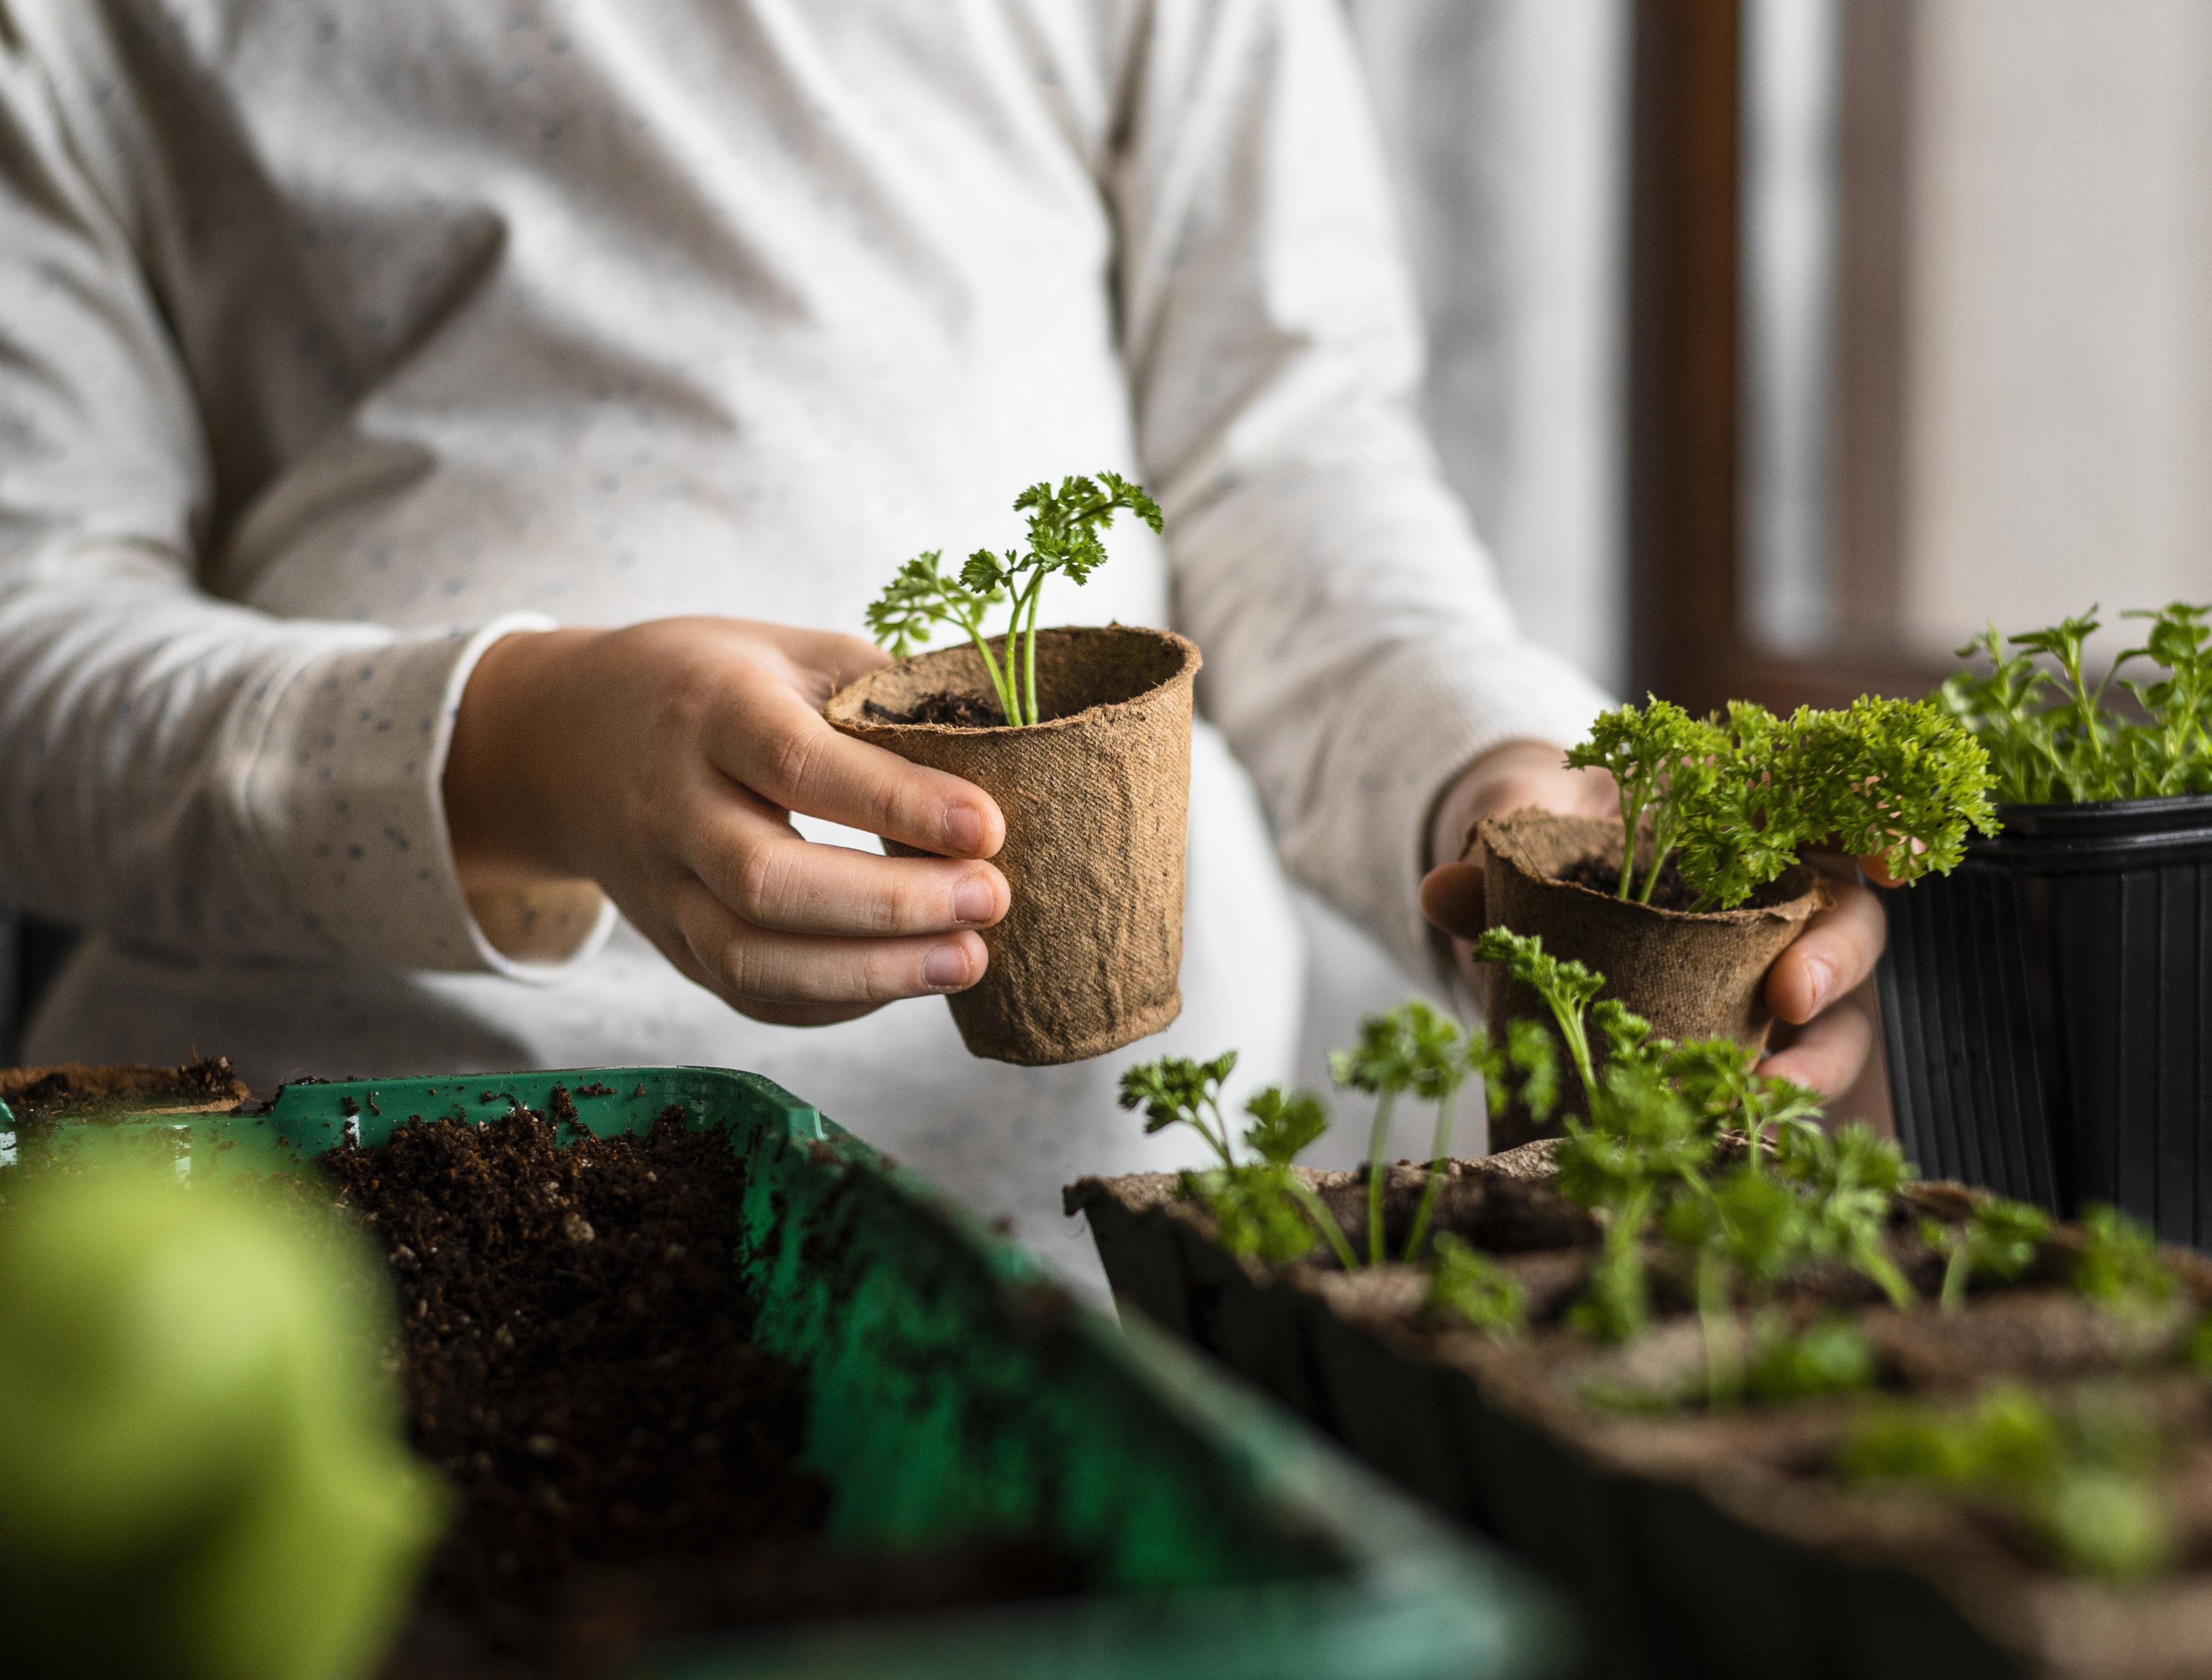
942,805,984,854
924,943,972,990
952,876,996,924
1801,957,1833,1016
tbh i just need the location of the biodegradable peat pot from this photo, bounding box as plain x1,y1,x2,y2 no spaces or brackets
826,626,1200,1066
1479,810,1826,1146
1878,793,2212,1247
1069,1150,2212,1680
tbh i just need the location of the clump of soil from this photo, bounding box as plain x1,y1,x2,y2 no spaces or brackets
863,690,1007,728
326,1106,1081,1679
0,1055,248,1118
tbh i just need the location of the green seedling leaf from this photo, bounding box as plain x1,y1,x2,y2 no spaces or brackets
1775,1122,1917,1310
1505,1017,1560,1121
1592,997,1664,1075
1473,928,1602,1095
1119,1051,1240,1169
1743,1314,1877,1404
1839,1385,2174,1585
1334,1001,1465,1266
865,471,1160,725
1426,1235,1528,1339
1242,1086,1328,1167
1180,1165,1322,1267
1923,1196,2052,1313
2072,1203,2177,1320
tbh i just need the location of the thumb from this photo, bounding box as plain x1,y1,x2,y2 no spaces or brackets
1420,858,1488,940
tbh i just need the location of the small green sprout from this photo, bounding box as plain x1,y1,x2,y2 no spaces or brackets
866,471,1162,726
1922,1197,2052,1313
1187,1165,1330,1267
1662,1036,1822,1171
1839,1385,2174,1585
1743,1314,1877,1405
2071,1204,2177,1320
1773,1121,1917,1310
1242,1087,1359,1270
0,1169,447,1680
1119,1051,1241,1169
1472,928,1602,1094
1242,1085,1327,1166
1568,1189,1655,1345
1426,1235,1527,1339
2180,1314,2212,1376
1120,1055,1357,1269
1661,1167,1813,1404
1333,1001,1465,1266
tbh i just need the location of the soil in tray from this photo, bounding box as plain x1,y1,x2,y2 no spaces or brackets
322,1103,1083,1680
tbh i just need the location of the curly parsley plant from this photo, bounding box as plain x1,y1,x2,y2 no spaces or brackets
866,472,1162,726
1564,694,1997,911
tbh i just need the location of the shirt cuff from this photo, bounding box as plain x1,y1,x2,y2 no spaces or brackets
1315,637,1614,986
228,614,616,977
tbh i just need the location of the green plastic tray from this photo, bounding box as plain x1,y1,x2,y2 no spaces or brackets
0,1067,1576,1680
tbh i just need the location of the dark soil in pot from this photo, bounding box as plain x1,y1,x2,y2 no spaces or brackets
826,625,1199,1067
1878,792,2212,1249
1070,1149,2212,1680
1478,811,1826,1147
324,1104,1084,1680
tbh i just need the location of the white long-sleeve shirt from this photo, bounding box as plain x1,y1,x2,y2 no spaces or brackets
0,0,1606,1284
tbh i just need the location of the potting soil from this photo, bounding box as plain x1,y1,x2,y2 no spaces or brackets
1557,853,1701,914
325,1104,1082,1679
863,690,1007,728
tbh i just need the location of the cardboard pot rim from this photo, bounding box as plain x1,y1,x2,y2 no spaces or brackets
1477,808,1828,929
823,625,1200,738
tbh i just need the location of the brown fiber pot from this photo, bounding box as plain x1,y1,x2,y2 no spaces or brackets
1478,809,1826,1146
825,626,1199,1066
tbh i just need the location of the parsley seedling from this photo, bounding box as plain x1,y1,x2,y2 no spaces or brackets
2071,1204,2177,1322
1118,1054,1358,1269
1922,1197,2052,1313
1743,1314,1877,1404
1839,1385,2174,1585
1773,1121,1918,1310
1940,602,2212,802
1426,1234,1527,1338
866,472,1162,726
1563,695,1996,911
1472,929,1602,1093
1333,1002,1466,1266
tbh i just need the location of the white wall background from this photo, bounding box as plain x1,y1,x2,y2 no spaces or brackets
1901,0,2212,663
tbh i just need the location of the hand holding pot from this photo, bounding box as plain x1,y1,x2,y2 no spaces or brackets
446,618,1010,1026
1417,740,1888,1098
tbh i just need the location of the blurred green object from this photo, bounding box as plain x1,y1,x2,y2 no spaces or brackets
0,1166,448,1680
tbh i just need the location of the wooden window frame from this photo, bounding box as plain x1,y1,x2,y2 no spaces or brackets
1627,0,1946,714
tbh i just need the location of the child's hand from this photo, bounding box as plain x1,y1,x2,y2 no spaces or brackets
1416,740,1887,1101
444,618,1008,1025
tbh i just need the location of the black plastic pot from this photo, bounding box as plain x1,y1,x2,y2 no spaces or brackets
1877,792,2212,1244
